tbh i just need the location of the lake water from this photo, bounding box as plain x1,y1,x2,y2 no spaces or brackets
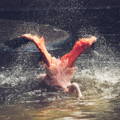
0,58,120,120
0,93,120,120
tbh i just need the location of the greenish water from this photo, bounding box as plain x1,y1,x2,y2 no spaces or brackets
0,95,120,120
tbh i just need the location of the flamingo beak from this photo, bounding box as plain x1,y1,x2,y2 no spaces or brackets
67,82,83,98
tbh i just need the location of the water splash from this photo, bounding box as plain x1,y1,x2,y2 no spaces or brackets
0,24,120,103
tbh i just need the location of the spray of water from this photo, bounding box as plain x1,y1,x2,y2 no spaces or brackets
0,21,120,103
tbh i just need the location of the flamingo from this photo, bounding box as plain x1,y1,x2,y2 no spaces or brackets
21,34,96,98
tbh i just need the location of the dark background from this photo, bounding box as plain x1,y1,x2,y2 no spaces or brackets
0,0,120,33
0,0,120,44
0,0,120,67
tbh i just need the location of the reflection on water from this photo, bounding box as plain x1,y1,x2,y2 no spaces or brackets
0,96,120,120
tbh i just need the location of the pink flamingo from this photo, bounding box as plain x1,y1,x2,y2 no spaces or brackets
21,34,96,98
